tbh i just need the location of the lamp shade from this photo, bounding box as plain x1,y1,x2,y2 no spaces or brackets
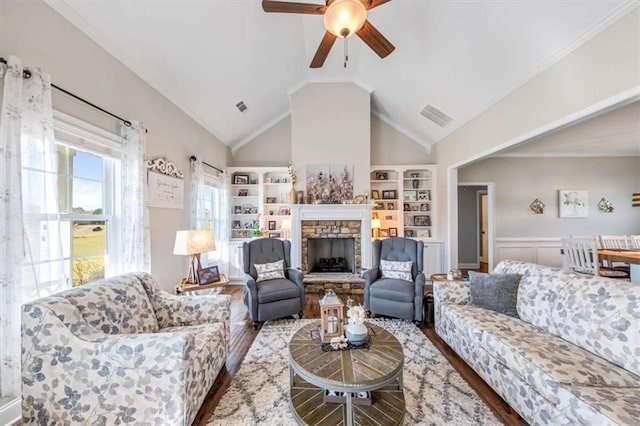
324,0,366,38
173,230,216,255
371,219,381,229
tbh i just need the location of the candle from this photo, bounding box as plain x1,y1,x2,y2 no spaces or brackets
328,315,337,334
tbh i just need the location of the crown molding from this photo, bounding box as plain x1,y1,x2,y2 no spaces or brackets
493,151,640,158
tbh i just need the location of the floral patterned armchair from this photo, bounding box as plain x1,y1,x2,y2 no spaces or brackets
21,272,230,425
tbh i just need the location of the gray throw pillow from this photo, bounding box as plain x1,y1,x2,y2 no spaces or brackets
468,271,521,317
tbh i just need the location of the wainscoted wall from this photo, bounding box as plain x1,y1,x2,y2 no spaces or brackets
495,238,563,267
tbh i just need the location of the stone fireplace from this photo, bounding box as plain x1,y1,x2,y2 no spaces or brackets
291,204,373,273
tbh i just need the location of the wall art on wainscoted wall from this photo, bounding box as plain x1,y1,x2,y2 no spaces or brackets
558,189,588,218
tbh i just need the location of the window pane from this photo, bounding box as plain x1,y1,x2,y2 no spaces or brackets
72,256,105,287
72,221,106,257
72,177,103,213
72,150,104,181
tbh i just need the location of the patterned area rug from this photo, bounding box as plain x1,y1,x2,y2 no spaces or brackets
208,319,500,425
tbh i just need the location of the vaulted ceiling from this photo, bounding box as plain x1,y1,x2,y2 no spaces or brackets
46,0,634,151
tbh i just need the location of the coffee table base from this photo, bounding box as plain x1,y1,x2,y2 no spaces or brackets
290,376,405,426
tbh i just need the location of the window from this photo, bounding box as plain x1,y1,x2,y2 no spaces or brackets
194,173,224,267
36,112,122,288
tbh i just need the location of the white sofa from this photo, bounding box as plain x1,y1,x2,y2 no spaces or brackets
434,260,640,425
22,272,230,425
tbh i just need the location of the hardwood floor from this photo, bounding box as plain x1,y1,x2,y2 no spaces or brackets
192,286,525,426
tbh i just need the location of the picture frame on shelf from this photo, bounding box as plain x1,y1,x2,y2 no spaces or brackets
417,229,431,238
414,215,431,226
268,232,280,238
242,204,253,214
238,188,248,196
268,220,276,230
238,230,248,238
386,202,395,210
232,220,241,229
371,189,381,200
250,178,258,185
278,206,290,215
233,205,242,214
374,202,385,210
411,205,419,211
375,172,388,180
405,215,414,226
417,190,431,201
404,190,417,202
410,172,420,178
372,212,378,219
404,229,416,237
197,265,220,285
379,229,390,238
382,190,397,199
266,197,277,204
265,177,272,183
403,203,410,212
234,175,249,185
420,203,429,211
389,227,398,237
384,215,393,220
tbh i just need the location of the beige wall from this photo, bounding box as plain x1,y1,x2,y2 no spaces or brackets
231,110,433,167
370,116,436,165
291,83,371,195
435,9,640,267
1,0,231,292
231,115,291,167
459,157,640,238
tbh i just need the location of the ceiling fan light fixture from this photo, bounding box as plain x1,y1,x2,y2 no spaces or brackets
323,0,366,38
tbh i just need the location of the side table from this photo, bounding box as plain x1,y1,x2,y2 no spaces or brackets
176,274,229,295
424,274,466,324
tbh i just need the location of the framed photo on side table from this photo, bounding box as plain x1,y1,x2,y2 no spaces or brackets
198,265,220,285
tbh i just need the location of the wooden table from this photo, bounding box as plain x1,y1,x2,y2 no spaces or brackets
288,321,405,426
598,250,640,283
176,274,229,295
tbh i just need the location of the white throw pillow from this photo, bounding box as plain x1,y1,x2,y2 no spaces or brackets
380,259,413,281
255,259,285,282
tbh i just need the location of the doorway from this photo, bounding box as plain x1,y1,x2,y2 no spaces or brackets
457,183,494,273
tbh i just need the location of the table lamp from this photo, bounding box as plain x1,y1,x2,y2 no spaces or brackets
371,218,381,239
173,230,216,284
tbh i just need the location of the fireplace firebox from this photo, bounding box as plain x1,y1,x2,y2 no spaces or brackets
307,238,355,273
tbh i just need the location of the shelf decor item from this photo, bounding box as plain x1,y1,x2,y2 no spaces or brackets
529,198,545,214
597,197,614,213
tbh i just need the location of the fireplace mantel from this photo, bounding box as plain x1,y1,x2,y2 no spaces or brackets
291,204,374,271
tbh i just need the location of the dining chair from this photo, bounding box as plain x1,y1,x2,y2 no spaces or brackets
597,234,631,272
628,235,640,250
562,237,629,279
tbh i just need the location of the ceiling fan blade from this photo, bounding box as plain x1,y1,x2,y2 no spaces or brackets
356,19,395,58
365,0,391,10
262,1,326,14
310,31,338,68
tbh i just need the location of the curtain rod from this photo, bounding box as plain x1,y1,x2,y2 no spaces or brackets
0,57,141,131
190,155,224,174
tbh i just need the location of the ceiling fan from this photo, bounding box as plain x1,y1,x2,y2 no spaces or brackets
262,0,395,68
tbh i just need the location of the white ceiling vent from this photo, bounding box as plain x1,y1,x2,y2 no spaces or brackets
235,101,247,112
420,104,452,128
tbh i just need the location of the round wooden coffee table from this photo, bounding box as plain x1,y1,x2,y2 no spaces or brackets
288,321,405,426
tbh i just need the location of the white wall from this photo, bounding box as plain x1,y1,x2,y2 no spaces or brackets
1,1,231,292
291,83,371,195
435,9,640,267
459,157,640,238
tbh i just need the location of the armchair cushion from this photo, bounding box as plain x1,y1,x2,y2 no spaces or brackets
257,279,302,304
255,259,286,282
380,259,413,281
369,278,416,303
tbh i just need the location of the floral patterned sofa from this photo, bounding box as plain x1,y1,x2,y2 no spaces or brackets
21,272,231,425
434,260,640,425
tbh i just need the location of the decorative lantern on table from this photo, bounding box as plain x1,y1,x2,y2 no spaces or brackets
319,291,344,343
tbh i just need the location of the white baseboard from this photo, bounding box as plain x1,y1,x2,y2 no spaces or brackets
459,262,480,269
0,398,20,426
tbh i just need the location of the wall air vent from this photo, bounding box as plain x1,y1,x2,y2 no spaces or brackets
235,101,247,112
420,104,452,128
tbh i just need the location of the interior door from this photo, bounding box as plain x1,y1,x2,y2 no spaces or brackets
479,192,488,263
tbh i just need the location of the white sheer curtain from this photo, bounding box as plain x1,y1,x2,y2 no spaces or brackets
190,158,230,275
115,122,150,273
0,56,67,400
